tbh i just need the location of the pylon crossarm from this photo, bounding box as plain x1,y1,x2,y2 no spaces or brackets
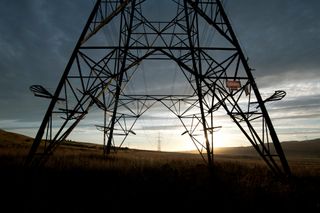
30,85,67,101
251,90,287,109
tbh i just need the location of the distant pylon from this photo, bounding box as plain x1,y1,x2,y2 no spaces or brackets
157,132,161,152
27,0,290,177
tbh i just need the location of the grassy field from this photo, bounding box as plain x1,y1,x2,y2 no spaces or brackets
0,129,320,212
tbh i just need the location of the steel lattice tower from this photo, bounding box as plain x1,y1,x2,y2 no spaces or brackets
27,0,290,176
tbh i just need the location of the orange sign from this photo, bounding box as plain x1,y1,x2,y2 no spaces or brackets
226,80,241,90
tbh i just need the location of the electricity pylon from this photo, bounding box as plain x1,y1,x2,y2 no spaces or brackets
27,0,290,177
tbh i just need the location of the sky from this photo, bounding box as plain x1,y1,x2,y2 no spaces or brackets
0,0,319,151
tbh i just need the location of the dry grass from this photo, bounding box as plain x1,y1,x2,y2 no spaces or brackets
0,129,320,212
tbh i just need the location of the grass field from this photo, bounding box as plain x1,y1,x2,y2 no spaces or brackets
0,129,320,212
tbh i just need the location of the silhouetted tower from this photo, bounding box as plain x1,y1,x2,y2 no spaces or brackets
27,0,290,176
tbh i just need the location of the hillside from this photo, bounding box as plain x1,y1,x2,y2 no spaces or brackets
1,129,320,159
215,139,320,159
0,129,320,212
281,139,320,158
0,128,33,145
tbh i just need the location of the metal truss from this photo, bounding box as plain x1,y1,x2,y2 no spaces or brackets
27,0,290,177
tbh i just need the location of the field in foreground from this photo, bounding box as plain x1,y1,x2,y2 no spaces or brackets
0,129,320,212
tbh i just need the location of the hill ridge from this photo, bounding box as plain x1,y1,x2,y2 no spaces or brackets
1,129,319,158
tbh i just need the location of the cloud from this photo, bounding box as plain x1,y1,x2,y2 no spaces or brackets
0,0,92,120
226,0,320,81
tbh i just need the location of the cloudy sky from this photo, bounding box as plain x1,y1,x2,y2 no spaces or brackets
0,0,319,151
